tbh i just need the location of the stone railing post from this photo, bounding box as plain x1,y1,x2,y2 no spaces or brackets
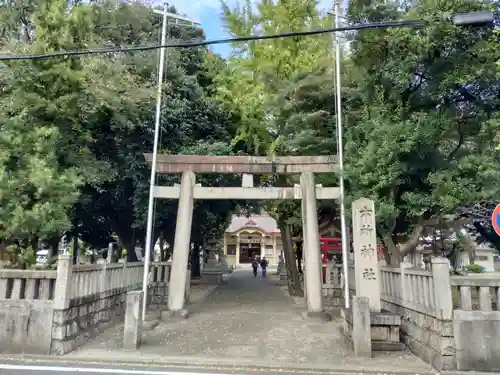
123,290,143,349
400,262,412,302
53,255,72,310
352,296,372,358
120,258,131,292
431,257,453,320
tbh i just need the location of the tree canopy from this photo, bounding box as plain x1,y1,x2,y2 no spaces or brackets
0,0,242,265
216,0,500,268
0,0,498,270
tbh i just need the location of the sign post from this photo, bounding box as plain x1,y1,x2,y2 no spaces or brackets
493,204,500,236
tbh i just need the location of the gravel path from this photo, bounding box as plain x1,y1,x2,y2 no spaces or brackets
70,269,433,373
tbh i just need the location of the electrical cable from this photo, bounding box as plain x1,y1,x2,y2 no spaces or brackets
0,19,426,61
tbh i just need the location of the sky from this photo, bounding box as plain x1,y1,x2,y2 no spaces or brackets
166,0,334,58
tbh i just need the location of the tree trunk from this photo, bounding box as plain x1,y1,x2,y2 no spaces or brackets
122,232,138,262
380,222,424,266
381,234,402,266
48,236,59,258
191,242,201,278
473,222,500,250
296,240,303,274
0,240,6,262
126,245,139,262
279,218,303,297
111,226,138,262
72,236,79,265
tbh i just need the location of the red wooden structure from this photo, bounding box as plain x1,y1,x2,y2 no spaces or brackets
320,237,342,282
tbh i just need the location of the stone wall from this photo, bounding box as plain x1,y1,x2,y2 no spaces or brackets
49,256,158,355
0,300,54,354
453,310,500,371
381,299,454,370
0,258,175,355
379,258,454,370
451,276,500,371
51,284,140,354
0,269,57,354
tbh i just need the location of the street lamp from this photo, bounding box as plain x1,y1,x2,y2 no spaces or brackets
156,10,201,28
142,3,201,322
327,7,493,309
452,11,494,27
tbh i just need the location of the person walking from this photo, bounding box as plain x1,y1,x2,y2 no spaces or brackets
260,256,269,278
252,257,260,277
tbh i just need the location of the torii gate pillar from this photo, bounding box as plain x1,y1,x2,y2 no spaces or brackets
301,172,329,321
167,170,195,313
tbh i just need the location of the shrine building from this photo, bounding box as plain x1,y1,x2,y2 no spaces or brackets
223,214,283,266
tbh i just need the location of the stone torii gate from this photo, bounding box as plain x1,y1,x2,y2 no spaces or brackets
144,154,340,319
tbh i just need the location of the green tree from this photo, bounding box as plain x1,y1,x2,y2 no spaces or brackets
0,0,241,267
273,0,500,264
216,0,334,295
80,2,241,260
0,0,152,261
344,0,500,264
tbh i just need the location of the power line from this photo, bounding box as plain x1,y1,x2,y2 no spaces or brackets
0,19,426,61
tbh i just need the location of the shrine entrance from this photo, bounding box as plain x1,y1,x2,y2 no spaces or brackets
237,229,264,263
144,153,340,319
239,243,261,263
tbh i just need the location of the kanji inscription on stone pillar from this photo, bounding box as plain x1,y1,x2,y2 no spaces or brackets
352,197,381,312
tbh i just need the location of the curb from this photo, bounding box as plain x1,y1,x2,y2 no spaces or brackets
0,354,440,375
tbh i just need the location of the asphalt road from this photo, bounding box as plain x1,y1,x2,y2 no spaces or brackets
0,358,441,375
0,363,279,375
0,362,363,375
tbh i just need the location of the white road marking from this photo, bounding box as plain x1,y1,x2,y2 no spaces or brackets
0,364,236,375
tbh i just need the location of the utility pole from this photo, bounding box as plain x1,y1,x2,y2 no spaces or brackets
141,3,201,321
331,0,350,309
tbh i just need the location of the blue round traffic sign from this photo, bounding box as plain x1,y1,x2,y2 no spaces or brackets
493,204,500,236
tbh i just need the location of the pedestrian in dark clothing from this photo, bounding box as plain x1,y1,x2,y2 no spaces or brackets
252,258,259,277
260,256,269,277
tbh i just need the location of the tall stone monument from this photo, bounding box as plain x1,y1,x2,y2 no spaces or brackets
352,197,381,312
342,197,403,354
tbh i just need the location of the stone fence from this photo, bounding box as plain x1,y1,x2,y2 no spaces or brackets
450,274,500,371
378,259,454,370
0,269,57,300
0,255,171,355
51,258,145,354
292,259,500,371
345,257,500,372
0,269,58,353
